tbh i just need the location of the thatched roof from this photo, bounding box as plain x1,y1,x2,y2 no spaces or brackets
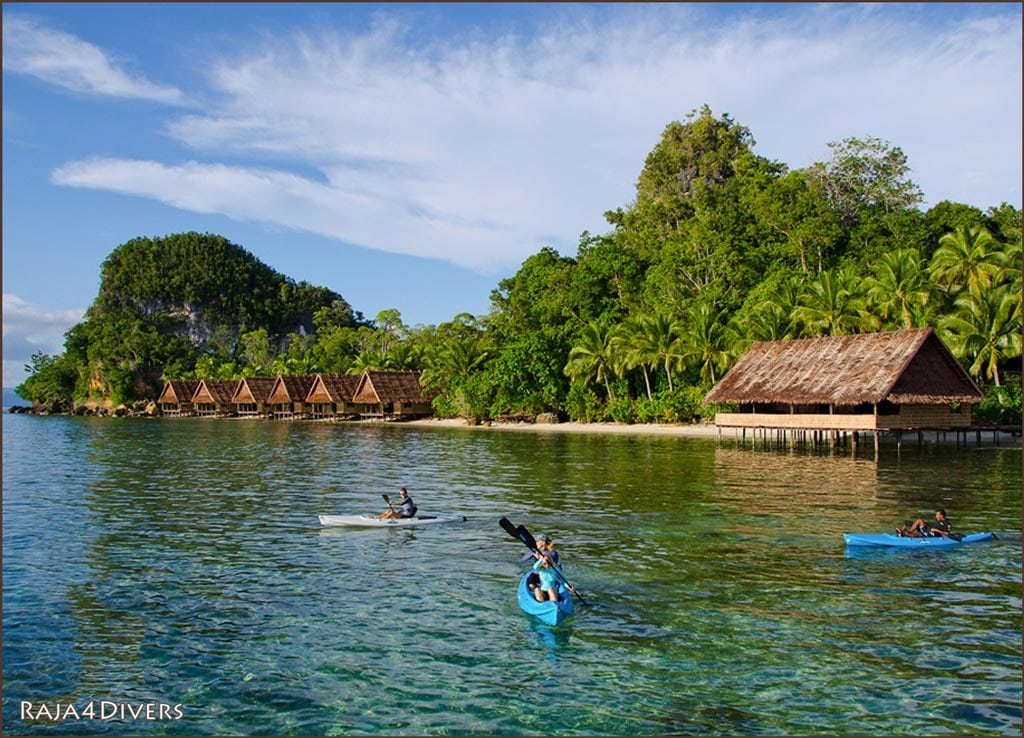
192,379,240,405
158,379,199,404
267,374,317,404
352,371,434,404
306,373,361,403
704,327,983,406
232,376,276,404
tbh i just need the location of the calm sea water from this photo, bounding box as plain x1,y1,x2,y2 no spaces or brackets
2,413,1021,736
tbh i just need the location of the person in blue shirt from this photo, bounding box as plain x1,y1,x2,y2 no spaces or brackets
380,487,417,519
520,534,560,565
530,553,561,603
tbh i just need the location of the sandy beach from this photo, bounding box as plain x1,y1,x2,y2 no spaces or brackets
405,417,727,438
403,416,1021,446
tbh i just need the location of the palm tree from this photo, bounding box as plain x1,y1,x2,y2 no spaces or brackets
633,314,688,392
565,321,619,398
611,316,653,399
793,267,876,336
865,248,931,329
387,342,425,370
422,339,489,390
349,351,386,374
737,277,801,343
929,225,1003,298
685,301,732,385
939,285,1022,387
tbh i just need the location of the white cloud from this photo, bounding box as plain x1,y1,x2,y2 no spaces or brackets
2,14,184,104
50,6,1021,271
2,294,85,386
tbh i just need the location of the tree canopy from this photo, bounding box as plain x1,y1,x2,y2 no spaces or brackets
20,109,1021,425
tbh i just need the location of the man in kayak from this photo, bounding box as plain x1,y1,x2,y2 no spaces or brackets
898,508,952,537
380,488,417,519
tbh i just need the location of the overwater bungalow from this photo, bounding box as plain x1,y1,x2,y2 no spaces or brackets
351,370,436,420
157,379,200,415
232,376,276,417
704,327,984,450
191,379,241,417
267,374,317,419
305,373,362,419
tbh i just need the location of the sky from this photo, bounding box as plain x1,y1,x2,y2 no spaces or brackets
3,2,1021,387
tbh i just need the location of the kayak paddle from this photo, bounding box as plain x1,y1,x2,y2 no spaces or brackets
499,516,588,606
382,494,397,515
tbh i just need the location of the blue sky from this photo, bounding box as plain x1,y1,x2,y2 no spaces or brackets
3,2,1021,387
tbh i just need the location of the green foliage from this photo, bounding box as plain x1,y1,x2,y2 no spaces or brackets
605,395,636,424
565,379,605,423
21,232,352,403
972,375,1022,426
22,110,1020,423
486,333,567,416
16,352,78,404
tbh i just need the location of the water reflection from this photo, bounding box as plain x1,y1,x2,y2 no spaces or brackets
3,416,1020,736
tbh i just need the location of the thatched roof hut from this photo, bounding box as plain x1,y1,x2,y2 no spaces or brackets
232,376,276,416
307,373,361,404
267,374,317,418
705,327,982,432
352,370,436,419
157,379,200,415
191,379,240,416
306,373,362,418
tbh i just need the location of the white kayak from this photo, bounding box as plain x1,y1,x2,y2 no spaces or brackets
317,513,468,527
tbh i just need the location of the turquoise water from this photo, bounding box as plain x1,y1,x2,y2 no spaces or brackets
2,414,1021,735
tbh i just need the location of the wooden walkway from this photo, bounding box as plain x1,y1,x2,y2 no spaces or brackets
718,425,1021,457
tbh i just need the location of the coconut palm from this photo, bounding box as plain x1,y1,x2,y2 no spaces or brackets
611,316,653,399
386,341,425,370
349,351,386,374
565,321,620,398
737,277,801,343
685,301,732,385
793,267,876,336
422,339,489,390
929,225,1003,298
939,284,1022,387
865,248,931,329
633,313,688,392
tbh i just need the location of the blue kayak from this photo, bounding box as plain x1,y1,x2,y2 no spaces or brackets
844,532,995,548
517,571,574,626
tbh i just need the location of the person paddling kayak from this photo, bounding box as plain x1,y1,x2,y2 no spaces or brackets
530,553,561,603
897,508,952,538
380,487,417,519
520,534,560,565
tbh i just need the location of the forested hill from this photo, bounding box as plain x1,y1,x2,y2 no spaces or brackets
21,232,362,404
18,106,1022,425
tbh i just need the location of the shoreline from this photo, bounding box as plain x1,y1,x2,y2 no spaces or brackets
402,417,723,438
7,407,1019,447
400,417,1022,446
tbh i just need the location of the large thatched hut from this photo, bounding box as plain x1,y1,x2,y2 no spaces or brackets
267,374,317,419
191,379,240,417
351,370,436,420
232,376,276,417
305,373,362,419
157,379,200,415
704,327,983,438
